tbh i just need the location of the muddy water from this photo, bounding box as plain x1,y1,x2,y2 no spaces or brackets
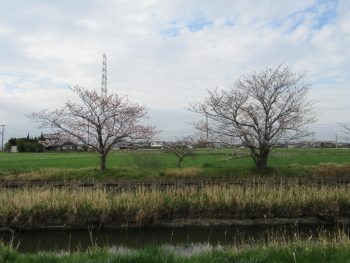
0,224,348,253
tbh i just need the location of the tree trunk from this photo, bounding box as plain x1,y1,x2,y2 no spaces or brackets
250,147,269,173
256,154,268,173
257,148,269,173
177,157,183,168
100,154,107,172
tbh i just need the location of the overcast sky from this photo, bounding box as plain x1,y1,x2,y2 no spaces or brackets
0,0,349,142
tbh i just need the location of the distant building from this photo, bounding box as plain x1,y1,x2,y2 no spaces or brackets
40,134,83,152
287,140,342,148
45,141,78,151
318,141,337,148
150,141,164,148
10,146,17,153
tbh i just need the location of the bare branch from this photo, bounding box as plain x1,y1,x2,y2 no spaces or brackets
29,87,156,171
190,65,316,172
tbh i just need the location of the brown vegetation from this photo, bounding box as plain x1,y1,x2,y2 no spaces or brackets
0,183,349,229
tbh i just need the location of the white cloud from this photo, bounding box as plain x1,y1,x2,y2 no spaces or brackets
0,0,349,141
0,25,11,34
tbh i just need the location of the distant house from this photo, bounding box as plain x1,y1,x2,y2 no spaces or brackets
150,141,163,148
40,134,82,152
45,141,78,152
287,140,340,149
119,142,135,150
318,141,337,148
10,146,17,153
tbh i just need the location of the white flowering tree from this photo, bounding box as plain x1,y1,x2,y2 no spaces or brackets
30,86,155,171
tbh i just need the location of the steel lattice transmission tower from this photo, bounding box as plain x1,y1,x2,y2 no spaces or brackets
101,54,107,97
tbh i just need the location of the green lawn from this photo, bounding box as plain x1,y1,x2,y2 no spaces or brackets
1,244,350,263
0,148,349,180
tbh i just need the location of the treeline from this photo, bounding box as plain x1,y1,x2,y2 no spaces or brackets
5,134,45,152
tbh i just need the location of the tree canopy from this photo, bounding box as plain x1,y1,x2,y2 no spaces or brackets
191,65,315,172
30,86,155,171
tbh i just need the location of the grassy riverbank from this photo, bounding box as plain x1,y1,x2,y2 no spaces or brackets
1,231,350,263
2,163,350,183
0,184,350,229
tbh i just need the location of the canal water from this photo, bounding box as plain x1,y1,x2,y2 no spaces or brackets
0,224,348,253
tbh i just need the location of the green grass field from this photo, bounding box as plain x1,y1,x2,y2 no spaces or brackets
1,242,350,263
0,148,349,180
1,148,349,170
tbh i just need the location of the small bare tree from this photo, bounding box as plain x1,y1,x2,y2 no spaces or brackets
341,124,350,145
193,119,239,148
30,86,155,172
167,137,195,168
190,65,315,172
341,124,350,134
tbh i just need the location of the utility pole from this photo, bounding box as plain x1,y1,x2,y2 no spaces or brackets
87,122,90,152
335,134,338,148
0,124,5,151
206,113,209,149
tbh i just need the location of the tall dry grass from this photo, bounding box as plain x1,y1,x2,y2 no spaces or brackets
0,183,349,228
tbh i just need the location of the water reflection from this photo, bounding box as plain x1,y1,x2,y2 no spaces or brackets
0,224,348,253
